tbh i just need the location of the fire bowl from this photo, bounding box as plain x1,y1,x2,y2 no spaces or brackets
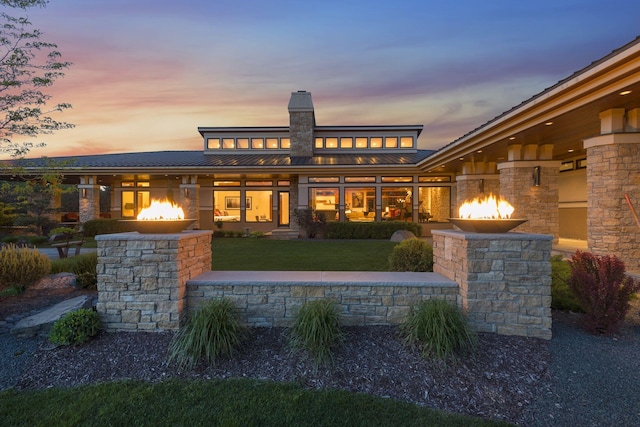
448,218,527,233
119,219,196,234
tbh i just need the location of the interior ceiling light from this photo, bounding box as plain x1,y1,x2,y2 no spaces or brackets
509,136,516,140
545,121,554,126
620,90,632,96
441,165,445,168
459,157,464,161
477,150,482,153
568,149,575,153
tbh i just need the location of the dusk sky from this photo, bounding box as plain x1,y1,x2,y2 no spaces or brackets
9,0,640,159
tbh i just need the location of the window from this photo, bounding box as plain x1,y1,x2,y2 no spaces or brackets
237,138,249,149
345,187,375,222
309,177,340,183
325,137,338,148
418,186,451,222
419,176,451,182
382,187,412,221
214,190,241,222
340,137,353,148
222,138,235,149
207,138,220,149
355,137,368,148
385,137,398,148
315,137,323,148
345,176,375,183
266,138,278,149
370,137,382,148
382,176,413,183
213,180,241,187
136,182,150,187
246,180,273,186
281,138,290,149
246,190,273,222
310,188,339,221
251,138,264,149
121,190,150,218
400,137,413,148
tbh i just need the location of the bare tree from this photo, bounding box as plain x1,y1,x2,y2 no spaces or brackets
0,0,73,158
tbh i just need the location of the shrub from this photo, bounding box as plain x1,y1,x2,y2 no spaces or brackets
213,230,225,238
400,299,477,361
168,298,248,370
388,238,433,272
550,255,583,312
1,235,19,244
289,299,344,368
49,308,101,345
567,250,640,335
50,252,98,289
326,221,422,239
293,208,327,238
249,231,264,238
28,235,49,246
0,244,51,292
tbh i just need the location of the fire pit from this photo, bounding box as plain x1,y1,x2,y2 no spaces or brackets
120,199,196,234
450,193,527,233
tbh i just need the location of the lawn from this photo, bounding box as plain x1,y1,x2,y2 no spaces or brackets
212,238,398,271
0,379,508,427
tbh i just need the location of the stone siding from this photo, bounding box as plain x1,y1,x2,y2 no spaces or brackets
186,272,458,327
96,230,212,332
289,111,314,157
433,230,552,339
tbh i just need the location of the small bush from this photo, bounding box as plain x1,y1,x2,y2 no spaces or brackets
326,221,422,239
388,238,433,272
0,244,51,292
568,250,640,335
550,255,583,312
49,308,101,345
249,231,264,238
28,235,49,246
76,272,98,290
168,298,248,370
293,208,327,238
1,235,19,244
50,252,98,289
400,299,477,361
289,299,344,367
213,230,225,238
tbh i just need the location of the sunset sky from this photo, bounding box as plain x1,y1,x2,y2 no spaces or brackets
8,0,640,159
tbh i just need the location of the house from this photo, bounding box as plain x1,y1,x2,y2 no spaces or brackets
2,37,640,271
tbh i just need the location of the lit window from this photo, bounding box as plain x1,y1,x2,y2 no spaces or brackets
266,138,278,149
310,188,339,221
136,182,150,187
246,180,273,186
277,180,290,186
214,190,241,221
382,187,413,221
400,137,413,148
419,176,451,182
340,137,353,148
385,137,398,148
382,176,413,183
325,137,338,148
207,138,221,149
370,137,382,148
281,138,290,149
122,181,134,187
222,138,235,149
315,137,323,148
309,177,340,183
345,187,375,221
237,138,249,149
418,186,451,222
213,180,241,187
251,138,264,149
345,176,375,183
355,137,368,148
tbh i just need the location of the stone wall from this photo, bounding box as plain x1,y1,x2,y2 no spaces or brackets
432,230,552,339
187,272,458,327
96,230,212,332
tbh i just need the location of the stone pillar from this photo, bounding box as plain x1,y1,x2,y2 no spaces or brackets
96,230,212,332
432,229,552,339
498,144,560,242
78,176,100,223
455,174,500,209
288,91,315,158
584,109,640,272
289,175,300,232
180,175,200,229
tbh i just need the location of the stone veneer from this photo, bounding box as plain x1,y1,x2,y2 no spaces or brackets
186,271,458,327
96,230,212,331
432,229,552,339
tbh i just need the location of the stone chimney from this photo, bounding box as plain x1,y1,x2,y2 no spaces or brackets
288,91,315,158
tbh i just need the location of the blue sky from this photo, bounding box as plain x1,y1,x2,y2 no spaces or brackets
11,0,640,157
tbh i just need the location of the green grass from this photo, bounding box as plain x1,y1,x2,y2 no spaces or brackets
0,379,508,427
212,238,397,271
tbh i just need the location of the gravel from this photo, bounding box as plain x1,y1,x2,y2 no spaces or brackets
1,294,639,426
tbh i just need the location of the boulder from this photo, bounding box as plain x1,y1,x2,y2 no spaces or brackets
390,230,416,242
11,295,93,338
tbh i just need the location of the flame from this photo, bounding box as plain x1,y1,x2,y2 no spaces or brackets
458,193,514,219
137,199,185,221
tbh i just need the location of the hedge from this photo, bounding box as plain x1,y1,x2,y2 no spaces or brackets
325,221,422,239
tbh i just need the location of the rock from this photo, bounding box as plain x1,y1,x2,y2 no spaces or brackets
390,230,416,242
31,272,77,290
10,295,93,338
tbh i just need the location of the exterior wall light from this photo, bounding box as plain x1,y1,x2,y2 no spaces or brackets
533,166,541,186
81,188,87,198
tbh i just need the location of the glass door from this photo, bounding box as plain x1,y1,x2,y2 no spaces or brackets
278,191,289,226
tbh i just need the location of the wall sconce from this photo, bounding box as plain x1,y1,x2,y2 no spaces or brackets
81,188,87,199
479,178,485,194
183,187,190,198
533,166,541,186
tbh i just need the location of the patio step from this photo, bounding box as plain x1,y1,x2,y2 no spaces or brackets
265,228,299,240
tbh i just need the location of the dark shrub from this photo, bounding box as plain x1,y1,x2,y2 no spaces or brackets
82,219,135,237
388,238,433,272
326,221,421,239
568,250,640,335
293,208,327,238
50,308,101,345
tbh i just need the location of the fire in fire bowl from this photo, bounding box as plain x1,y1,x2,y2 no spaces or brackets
448,218,527,233
119,219,196,234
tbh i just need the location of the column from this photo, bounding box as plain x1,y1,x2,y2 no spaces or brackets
180,175,200,229
583,108,640,272
78,176,100,223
